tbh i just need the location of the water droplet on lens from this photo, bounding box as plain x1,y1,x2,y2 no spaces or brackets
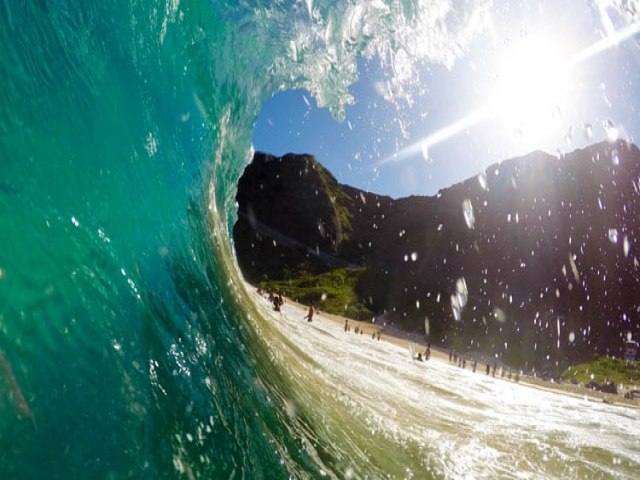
462,199,475,229
584,123,593,140
477,171,488,190
608,228,619,244
612,150,620,166
564,126,573,146
623,236,630,257
456,278,468,308
603,118,618,141
451,295,461,321
421,143,430,162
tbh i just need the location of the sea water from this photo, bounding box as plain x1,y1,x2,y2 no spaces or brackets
1,1,639,478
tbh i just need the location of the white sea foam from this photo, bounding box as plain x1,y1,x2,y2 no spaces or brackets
251,288,640,478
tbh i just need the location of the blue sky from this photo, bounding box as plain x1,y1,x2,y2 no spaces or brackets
253,2,640,198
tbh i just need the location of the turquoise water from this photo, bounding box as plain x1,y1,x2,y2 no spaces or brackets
0,1,295,477
2,1,639,478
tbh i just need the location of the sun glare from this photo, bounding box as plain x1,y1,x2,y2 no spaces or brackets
491,34,572,134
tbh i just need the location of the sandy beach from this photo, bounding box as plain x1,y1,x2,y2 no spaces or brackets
253,287,640,409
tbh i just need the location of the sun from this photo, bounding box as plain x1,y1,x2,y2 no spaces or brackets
490,33,573,134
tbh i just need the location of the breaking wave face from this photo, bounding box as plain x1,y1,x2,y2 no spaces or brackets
1,1,639,478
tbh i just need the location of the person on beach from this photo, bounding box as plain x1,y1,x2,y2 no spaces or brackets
472,360,477,373
486,363,491,375
344,320,349,332
273,294,283,312
377,331,381,341
425,344,431,360
416,352,423,361
306,303,314,322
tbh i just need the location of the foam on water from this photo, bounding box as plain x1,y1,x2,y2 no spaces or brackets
256,291,640,478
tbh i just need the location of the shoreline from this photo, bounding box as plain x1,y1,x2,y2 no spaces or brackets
255,288,640,410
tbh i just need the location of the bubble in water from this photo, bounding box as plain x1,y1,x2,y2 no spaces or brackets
623,236,630,257
608,228,619,244
321,292,327,301
424,317,430,336
437,224,443,231
462,199,475,229
568,331,575,343
145,132,158,156
284,399,297,419
603,118,618,141
477,171,488,190
71,216,79,227
410,252,418,262
584,123,593,140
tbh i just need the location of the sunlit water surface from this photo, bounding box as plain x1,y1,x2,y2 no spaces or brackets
253,290,640,479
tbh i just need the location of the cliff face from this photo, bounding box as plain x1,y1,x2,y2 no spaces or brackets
233,141,640,368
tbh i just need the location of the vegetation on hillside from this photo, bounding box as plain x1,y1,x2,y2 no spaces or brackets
562,356,640,386
260,268,373,320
